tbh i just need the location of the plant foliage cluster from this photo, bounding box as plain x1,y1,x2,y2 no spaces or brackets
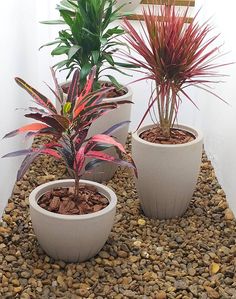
122,5,228,138
3,68,136,198
41,0,133,89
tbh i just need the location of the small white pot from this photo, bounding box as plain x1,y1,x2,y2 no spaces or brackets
132,124,203,219
115,0,141,12
29,179,117,262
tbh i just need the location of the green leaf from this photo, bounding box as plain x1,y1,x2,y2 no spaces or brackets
114,62,139,68
40,19,65,25
68,45,81,59
39,40,61,50
103,27,124,39
80,63,92,81
51,46,70,56
59,0,77,11
105,75,122,89
82,27,98,37
53,59,69,69
92,51,100,64
103,66,132,77
100,37,108,45
104,54,114,66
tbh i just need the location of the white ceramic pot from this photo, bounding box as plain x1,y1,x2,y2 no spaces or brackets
115,0,141,12
132,124,203,219
83,86,132,182
29,179,117,262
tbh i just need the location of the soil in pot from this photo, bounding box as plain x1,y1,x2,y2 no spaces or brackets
38,184,109,215
62,82,126,98
140,125,195,145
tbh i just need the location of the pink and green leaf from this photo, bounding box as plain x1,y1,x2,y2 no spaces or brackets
3,123,49,138
24,113,67,132
86,134,126,154
50,67,64,105
15,77,57,114
67,69,80,107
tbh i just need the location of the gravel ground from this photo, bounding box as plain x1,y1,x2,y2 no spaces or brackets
0,137,235,299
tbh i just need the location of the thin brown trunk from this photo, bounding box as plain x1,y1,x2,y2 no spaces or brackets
74,171,80,203
68,130,81,204
161,120,171,139
169,91,176,129
156,83,164,128
157,83,171,139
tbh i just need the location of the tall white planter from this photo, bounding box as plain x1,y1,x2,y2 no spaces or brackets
83,86,133,182
29,179,117,262
132,124,203,219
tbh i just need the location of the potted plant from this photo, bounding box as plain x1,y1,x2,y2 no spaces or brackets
122,5,229,219
3,68,136,262
41,0,135,181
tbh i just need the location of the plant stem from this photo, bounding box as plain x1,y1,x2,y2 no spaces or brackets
157,82,171,139
156,83,163,128
68,130,81,203
74,170,80,202
169,87,176,130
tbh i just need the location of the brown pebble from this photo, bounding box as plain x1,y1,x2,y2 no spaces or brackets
155,291,167,299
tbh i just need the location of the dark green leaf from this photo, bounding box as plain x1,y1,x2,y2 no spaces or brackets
60,9,74,27
80,63,92,81
114,62,139,68
105,75,122,89
92,51,100,64
103,27,124,39
104,54,114,66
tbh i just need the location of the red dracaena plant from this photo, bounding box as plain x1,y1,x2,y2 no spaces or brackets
3,68,136,200
122,4,229,139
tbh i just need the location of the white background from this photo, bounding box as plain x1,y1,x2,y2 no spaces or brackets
0,0,236,217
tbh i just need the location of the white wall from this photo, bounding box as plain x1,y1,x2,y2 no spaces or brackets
193,0,236,214
0,1,53,217
0,0,235,217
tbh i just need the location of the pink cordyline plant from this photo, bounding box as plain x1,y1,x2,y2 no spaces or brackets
122,4,229,139
3,68,136,201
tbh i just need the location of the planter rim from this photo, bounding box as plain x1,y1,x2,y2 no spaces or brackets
61,81,133,103
132,124,203,148
29,179,117,220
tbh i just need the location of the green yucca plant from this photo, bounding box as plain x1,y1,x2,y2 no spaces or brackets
122,4,230,139
41,0,134,90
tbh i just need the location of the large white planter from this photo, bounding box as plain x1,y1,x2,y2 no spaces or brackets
132,124,203,219
29,179,117,262
83,86,132,182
